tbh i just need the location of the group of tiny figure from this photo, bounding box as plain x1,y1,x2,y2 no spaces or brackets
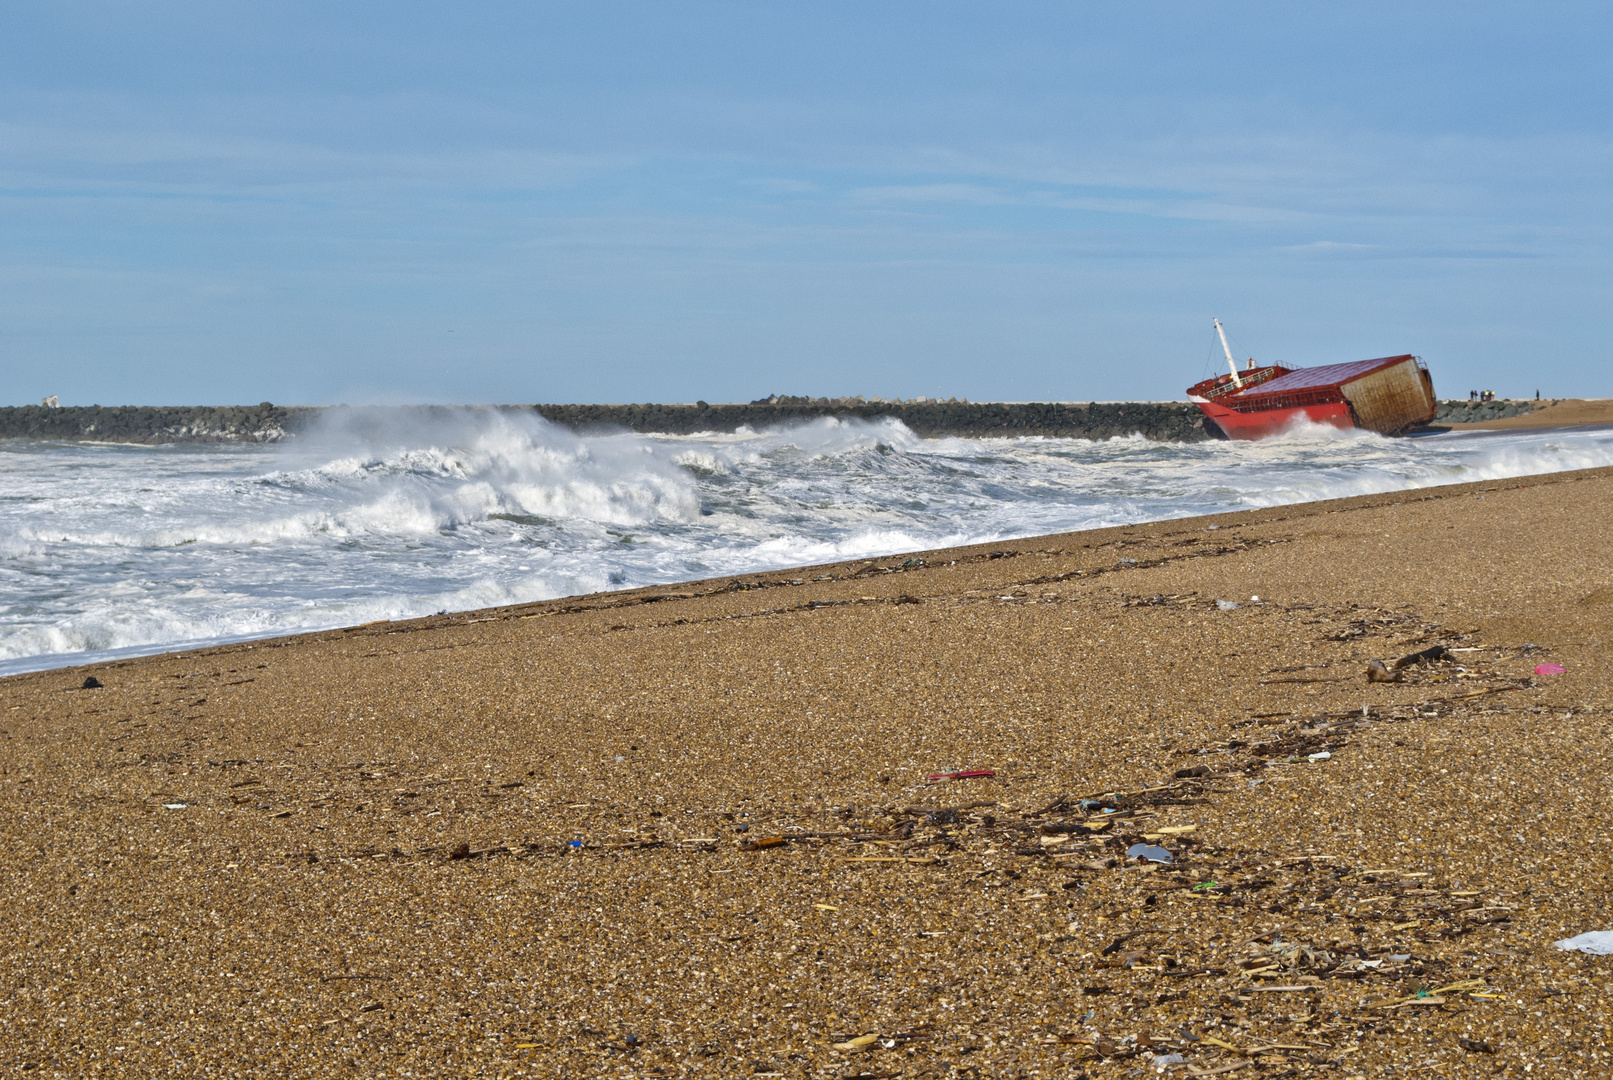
1467,390,1541,401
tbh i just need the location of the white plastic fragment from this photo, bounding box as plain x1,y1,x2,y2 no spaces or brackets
1126,843,1173,864
1553,931,1613,955
1217,600,1239,611
162,803,188,810
1308,751,1331,761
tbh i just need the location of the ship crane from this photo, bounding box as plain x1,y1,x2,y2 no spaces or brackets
1214,318,1243,389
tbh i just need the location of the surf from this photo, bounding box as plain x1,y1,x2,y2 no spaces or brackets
2,410,1610,674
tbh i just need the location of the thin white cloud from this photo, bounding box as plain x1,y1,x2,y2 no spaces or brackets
1285,241,1373,251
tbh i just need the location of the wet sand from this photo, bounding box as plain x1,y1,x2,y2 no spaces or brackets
3,466,1611,1078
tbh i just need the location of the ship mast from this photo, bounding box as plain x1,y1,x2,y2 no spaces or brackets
1214,318,1244,389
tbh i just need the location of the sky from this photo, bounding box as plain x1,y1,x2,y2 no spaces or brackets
1,2,1609,406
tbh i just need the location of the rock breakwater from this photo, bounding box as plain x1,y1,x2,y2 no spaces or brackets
2,400,1214,443
0,403,314,444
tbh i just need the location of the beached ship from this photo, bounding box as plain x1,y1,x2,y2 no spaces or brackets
1187,320,1437,440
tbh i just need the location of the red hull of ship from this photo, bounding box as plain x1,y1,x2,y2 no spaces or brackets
1187,352,1435,441
1195,399,1353,441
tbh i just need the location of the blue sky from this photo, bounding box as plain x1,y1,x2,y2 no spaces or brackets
1,2,1609,405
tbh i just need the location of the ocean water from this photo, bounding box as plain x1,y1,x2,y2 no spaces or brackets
3,409,1610,676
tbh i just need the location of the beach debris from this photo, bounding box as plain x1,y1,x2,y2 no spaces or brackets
740,835,787,850
1457,1036,1497,1054
1216,600,1238,611
1174,765,1211,779
831,1033,878,1051
1553,930,1613,954
1307,751,1331,761
1127,843,1173,864
1379,979,1488,1008
81,676,102,689
1184,1063,1255,1075
1534,662,1567,675
1249,595,1260,602
1394,644,1451,669
1152,1053,1185,1069
162,803,187,810
926,769,996,782
1100,930,1153,955
567,840,583,848
1365,659,1402,683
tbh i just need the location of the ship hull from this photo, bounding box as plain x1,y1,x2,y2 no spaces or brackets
1192,398,1354,440
1186,353,1435,441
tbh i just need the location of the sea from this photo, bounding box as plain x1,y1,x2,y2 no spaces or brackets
3,409,1611,676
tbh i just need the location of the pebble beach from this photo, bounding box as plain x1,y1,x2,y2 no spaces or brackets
2,464,1611,1078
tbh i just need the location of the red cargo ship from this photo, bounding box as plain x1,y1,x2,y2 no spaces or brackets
1187,320,1437,440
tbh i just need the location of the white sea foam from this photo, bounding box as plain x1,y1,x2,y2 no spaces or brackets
2,411,1610,674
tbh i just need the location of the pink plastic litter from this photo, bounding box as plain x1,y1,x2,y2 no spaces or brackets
927,769,996,782
1534,663,1566,675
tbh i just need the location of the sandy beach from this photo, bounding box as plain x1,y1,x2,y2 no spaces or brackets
3,465,1611,1078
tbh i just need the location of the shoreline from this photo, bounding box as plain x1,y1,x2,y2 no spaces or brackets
3,466,1610,1076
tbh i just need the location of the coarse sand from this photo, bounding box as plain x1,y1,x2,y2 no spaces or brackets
3,466,1612,1078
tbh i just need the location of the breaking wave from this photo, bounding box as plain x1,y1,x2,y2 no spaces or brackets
2,408,1609,673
